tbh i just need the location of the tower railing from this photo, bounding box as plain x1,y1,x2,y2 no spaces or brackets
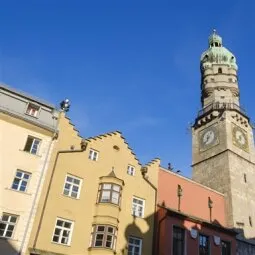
198,102,246,117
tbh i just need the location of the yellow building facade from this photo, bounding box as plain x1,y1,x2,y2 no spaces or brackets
27,114,159,255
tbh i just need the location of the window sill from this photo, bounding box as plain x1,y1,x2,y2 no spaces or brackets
131,214,144,219
51,241,71,247
24,112,39,119
62,194,80,200
88,247,116,254
5,187,32,196
96,202,121,211
0,236,18,241
19,149,41,157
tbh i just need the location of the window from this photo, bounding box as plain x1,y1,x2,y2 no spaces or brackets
91,225,117,249
221,240,231,255
89,149,99,161
199,234,210,255
132,197,145,218
128,236,142,255
11,170,31,192
26,103,40,117
24,136,41,155
63,175,82,199
244,173,247,183
218,68,222,73
0,213,18,238
173,226,185,255
98,183,121,205
52,218,73,245
249,216,253,227
127,165,135,176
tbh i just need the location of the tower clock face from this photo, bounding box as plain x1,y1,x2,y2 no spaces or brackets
232,125,249,151
199,125,219,151
203,130,215,145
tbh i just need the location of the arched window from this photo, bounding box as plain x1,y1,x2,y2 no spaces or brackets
218,68,222,73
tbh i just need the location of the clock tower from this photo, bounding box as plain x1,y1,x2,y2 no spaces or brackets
192,30,255,239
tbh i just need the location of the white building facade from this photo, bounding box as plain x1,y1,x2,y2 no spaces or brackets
0,84,59,255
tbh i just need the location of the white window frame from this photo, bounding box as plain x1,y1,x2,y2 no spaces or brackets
132,197,145,218
52,217,74,246
24,136,41,155
98,183,121,205
25,102,40,117
91,225,117,249
88,149,99,161
11,170,31,192
63,174,82,199
0,213,18,239
128,236,142,255
127,165,135,176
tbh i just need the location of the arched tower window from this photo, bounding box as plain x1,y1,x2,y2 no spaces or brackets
249,216,253,227
218,68,222,73
244,173,247,183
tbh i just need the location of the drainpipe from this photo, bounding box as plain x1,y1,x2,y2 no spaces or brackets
156,206,168,255
31,140,87,252
18,131,58,255
141,167,157,255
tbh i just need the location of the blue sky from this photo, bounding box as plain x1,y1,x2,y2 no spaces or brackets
1,1,255,176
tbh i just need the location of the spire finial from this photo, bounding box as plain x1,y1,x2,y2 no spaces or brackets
213,28,217,35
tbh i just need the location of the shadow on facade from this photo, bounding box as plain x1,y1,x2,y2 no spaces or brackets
121,212,155,255
156,203,238,255
0,238,19,255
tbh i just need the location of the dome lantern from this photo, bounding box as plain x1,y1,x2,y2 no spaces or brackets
200,30,238,70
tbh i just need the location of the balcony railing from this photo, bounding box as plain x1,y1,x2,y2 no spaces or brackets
198,102,246,117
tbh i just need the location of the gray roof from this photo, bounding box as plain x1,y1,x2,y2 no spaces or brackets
0,83,56,109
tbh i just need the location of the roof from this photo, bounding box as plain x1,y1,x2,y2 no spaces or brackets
200,31,238,70
158,204,237,235
0,83,56,109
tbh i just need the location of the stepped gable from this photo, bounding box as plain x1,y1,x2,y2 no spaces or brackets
145,157,161,167
85,130,141,166
64,115,82,138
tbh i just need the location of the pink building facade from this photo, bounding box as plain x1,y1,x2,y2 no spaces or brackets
156,167,237,255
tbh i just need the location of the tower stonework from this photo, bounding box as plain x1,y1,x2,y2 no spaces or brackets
192,31,255,239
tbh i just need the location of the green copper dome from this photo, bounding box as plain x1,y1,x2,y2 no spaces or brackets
201,30,238,70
